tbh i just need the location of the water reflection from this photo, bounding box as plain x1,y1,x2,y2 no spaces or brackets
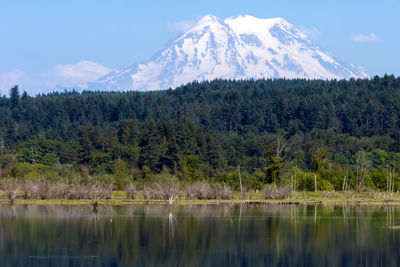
0,204,399,266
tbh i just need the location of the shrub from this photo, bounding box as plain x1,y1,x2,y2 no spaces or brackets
38,180,50,200
216,172,240,190
21,180,39,199
297,172,315,191
185,182,214,199
143,172,180,202
322,190,336,198
48,182,70,199
212,183,233,199
89,183,113,200
319,180,334,191
143,183,162,199
263,185,292,200
69,183,90,199
185,182,233,200
369,168,387,190
317,169,343,190
125,183,137,199
3,180,18,203
143,179,179,201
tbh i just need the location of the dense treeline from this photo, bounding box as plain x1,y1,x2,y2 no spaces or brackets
1,75,400,192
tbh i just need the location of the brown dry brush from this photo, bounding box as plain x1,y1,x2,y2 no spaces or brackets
16,181,113,200
143,180,179,201
38,180,50,200
3,179,236,201
185,182,213,199
263,185,292,200
68,183,90,200
125,183,137,199
185,182,233,200
21,180,39,199
322,190,336,198
211,183,233,199
2,181,18,204
88,183,113,200
48,182,70,199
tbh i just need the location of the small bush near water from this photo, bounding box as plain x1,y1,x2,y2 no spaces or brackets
125,183,137,199
185,182,213,199
3,179,234,201
322,190,336,198
38,181,49,200
143,179,179,200
3,181,18,204
3,180,113,200
87,183,113,200
263,185,292,200
212,183,234,199
185,182,233,200
21,181,39,199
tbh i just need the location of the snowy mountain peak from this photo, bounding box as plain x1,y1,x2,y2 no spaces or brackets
195,14,222,26
88,15,369,91
227,15,288,26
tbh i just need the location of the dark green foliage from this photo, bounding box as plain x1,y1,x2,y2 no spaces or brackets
216,172,240,190
9,85,19,109
369,168,387,190
317,169,343,190
1,76,400,191
0,76,399,144
261,144,284,184
297,172,316,191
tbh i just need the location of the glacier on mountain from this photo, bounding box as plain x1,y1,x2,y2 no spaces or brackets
88,14,369,91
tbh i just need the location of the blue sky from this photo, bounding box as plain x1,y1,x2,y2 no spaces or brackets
0,0,399,94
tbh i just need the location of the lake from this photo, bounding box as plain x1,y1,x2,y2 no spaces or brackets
0,203,399,266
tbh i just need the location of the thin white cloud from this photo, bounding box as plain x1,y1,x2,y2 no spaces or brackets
43,60,111,89
167,18,198,33
0,69,31,96
299,25,321,41
352,33,377,42
0,60,111,95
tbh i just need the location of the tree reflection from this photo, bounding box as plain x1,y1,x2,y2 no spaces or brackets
0,204,399,266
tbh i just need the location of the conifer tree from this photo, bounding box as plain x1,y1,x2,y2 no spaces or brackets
9,85,19,108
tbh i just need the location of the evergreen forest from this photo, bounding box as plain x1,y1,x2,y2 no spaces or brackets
2,75,400,192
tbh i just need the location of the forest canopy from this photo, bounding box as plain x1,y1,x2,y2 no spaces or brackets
1,75,400,191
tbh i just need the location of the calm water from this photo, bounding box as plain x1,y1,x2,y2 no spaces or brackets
0,203,399,266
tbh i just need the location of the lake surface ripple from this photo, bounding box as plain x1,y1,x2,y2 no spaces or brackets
0,203,399,266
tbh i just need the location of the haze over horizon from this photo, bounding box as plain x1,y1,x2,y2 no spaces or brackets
1,0,399,95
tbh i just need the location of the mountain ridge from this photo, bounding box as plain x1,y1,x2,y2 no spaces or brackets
88,14,369,91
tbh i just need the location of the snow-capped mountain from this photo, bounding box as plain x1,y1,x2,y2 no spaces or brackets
88,14,369,91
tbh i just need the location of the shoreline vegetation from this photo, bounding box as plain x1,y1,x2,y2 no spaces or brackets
3,196,400,206
3,180,400,207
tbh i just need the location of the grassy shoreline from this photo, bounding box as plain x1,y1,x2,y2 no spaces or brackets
2,191,400,206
